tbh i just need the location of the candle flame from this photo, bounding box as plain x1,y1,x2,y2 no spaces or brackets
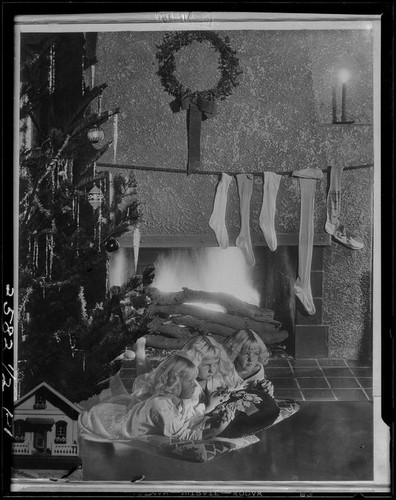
338,68,350,84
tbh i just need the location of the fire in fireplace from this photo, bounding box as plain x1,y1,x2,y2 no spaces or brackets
109,246,297,354
152,247,260,308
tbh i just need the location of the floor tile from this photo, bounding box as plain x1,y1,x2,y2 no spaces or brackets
346,359,372,368
267,358,291,367
274,388,303,400
317,358,348,366
297,377,329,389
333,389,369,401
363,389,373,400
301,389,335,400
292,367,324,377
288,358,318,367
271,377,298,389
349,368,372,377
266,367,294,377
321,367,354,377
327,377,360,389
357,377,373,388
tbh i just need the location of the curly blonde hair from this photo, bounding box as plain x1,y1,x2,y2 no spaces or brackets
132,354,198,399
181,335,240,387
223,329,270,366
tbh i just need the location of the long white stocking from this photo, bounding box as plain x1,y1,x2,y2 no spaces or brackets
259,172,281,251
236,174,256,266
293,168,323,315
209,173,233,249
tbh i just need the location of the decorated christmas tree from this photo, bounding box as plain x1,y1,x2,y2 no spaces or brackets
18,33,145,403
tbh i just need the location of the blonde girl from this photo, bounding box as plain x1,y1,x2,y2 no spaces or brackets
181,335,242,412
79,354,234,441
223,329,273,394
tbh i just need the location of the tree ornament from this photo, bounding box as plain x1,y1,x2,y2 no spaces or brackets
104,237,120,253
113,112,118,163
87,125,105,144
156,31,242,172
133,226,141,273
45,234,49,277
87,183,104,211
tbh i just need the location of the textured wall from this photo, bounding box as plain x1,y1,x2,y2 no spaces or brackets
95,30,328,237
308,30,374,359
95,29,374,359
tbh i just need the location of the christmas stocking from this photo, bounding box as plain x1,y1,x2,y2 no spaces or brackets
325,165,364,250
325,164,343,235
259,172,281,251
236,174,256,266
293,167,323,315
209,173,233,249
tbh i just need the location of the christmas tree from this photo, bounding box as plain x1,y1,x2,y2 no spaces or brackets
18,33,144,403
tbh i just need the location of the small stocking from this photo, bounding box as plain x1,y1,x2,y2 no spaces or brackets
325,165,364,250
259,172,281,251
292,168,323,315
209,173,233,249
236,174,256,266
325,164,343,235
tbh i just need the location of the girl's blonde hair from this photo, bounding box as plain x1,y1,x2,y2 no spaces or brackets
132,354,198,399
181,335,239,387
223,329,270,366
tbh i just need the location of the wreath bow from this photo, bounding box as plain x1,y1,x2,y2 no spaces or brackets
180,91,216,120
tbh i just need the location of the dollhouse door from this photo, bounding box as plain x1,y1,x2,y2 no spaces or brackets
33,431,47,452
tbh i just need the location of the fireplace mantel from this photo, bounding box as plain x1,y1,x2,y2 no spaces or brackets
119,232,331,248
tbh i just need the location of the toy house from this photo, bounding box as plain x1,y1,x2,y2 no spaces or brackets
12,382,81,468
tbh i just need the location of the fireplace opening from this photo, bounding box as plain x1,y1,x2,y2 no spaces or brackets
109,245,299,356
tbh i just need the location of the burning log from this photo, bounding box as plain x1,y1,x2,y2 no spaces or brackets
147,287,279,325
147,317,196,340
167,315,288,344
168,315,235,337
144,334,223,350
148,303,278,334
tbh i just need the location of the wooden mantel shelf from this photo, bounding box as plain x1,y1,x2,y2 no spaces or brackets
119,232,331,248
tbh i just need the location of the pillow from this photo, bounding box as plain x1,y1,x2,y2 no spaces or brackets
207,388,281,439
134,433,260,463
79,396,300,463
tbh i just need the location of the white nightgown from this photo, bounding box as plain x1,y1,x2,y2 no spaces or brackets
79,394,207,442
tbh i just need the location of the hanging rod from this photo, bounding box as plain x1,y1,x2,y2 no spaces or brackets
96,162,374,176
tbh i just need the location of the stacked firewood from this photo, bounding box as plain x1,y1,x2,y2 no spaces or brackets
142,287,289,350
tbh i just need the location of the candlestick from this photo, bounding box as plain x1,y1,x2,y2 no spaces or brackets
341,83,347,122
332,85,337,123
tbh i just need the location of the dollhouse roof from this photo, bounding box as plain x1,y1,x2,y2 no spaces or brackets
14,382,83,420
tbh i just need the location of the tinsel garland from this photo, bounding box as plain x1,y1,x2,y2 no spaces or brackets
78,285,88,323
156,31,242,102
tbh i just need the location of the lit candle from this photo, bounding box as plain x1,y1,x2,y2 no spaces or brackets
341,83,347,122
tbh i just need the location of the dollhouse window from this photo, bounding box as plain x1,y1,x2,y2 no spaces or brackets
55,420,67,443
13,420,25,442
33,394,46,409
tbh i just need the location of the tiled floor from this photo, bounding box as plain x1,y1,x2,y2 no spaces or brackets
267,358,372,401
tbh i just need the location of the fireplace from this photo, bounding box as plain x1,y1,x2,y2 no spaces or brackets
108,243,328,358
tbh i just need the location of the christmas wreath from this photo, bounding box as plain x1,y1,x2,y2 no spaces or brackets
156,31,242,172
156,31,242,102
